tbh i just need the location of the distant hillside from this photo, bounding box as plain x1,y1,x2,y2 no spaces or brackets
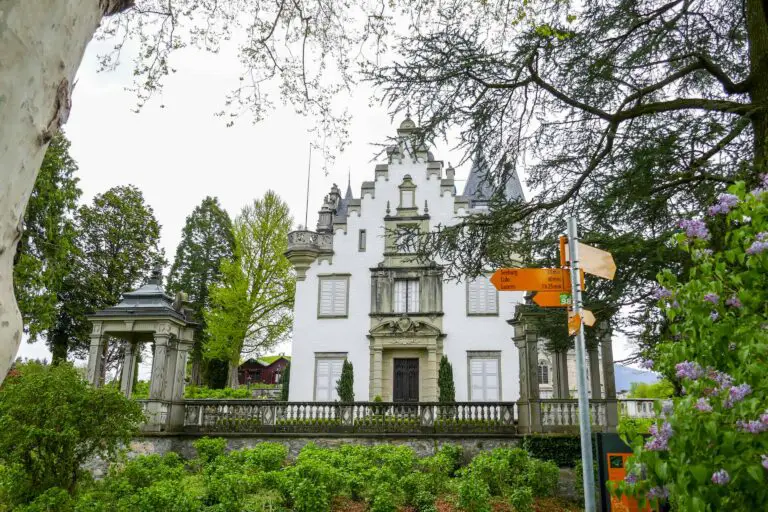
614,364,660,394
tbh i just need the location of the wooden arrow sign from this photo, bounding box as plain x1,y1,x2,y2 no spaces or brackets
567,309,596,334
490,268,570,292
563,242,616,280
568,312,581,335
533,291,572,307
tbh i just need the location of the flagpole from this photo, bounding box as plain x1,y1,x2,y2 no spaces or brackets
567,216,596,512
304,144,312,229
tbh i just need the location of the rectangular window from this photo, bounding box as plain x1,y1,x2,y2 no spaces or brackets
401,190,415,208
359,229,366,251
314,357,344,401
467,275,498,315
393,279,420,313
469,356,500,401
318,277,348,317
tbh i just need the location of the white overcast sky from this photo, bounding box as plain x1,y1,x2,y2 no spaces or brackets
16,23,635,371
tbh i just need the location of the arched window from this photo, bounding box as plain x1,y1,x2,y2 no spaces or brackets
538,361,549,384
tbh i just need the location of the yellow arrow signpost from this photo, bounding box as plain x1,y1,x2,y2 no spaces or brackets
491,225,616,512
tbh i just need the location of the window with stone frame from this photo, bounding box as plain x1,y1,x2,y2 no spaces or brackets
538,361,549,384
466,275,498,315
318,276,349,317
393,279,420,313
468,353,500,401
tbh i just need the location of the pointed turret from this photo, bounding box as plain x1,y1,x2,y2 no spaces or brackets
462,149,524,208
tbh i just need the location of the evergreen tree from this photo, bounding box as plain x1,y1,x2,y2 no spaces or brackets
438,355,455,403
280,362,291,401
336,359,354,403
205,191,295,388
166,197,235,385
49,185,164,365
13,132,81,346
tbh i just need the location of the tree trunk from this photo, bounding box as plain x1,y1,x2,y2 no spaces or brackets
191,356,202,386
0,1,133,385
50,330,69,364
227,360,240,389
746,0,768,181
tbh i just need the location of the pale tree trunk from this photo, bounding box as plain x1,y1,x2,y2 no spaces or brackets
0,1,132,385
227,360,240,389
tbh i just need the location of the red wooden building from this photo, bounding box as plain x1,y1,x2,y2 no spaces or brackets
237,355,290,386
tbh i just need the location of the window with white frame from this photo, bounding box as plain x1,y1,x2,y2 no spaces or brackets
538,361,549,384
468,354,500,401
359,229,366,251
393,279,420,313
467,275,498,315
314,356,345,401
318,276,348,317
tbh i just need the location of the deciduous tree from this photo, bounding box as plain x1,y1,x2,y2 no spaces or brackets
167,197,235,385
48,185,164,365
205,191,295,388
13,132,81,346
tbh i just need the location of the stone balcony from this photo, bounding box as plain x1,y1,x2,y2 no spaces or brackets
285,230,334,280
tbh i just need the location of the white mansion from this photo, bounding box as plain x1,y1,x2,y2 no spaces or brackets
285,118,594,403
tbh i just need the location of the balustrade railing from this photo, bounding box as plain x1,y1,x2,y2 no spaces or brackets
539,399,610,431
181,400,517,434
618,399,657,419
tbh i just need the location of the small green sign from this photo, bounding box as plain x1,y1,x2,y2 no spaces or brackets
559,293,571,305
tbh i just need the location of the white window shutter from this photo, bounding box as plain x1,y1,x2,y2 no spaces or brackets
407,280,420,313
319,280,334,316
394,281,406,313
332,280,347,316
315,360,330,400
468,280,480,314
468,276,496,314
330,360,343,400
484,277,497,313
484,359,499,400
470,359,484,400
469,357,500,401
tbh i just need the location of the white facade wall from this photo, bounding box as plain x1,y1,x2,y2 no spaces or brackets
289,133,525,402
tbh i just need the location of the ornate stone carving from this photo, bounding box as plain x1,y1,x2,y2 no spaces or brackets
92,323,102,334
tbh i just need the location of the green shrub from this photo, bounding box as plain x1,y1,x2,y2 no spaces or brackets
438,355,455,403
336,359,354,402
280,363,290,401
193,437,228,464
290,477,330,512
509,486,534,512
522,459,559,497
0,362,144,505
574,458,600,505
617,416,653,443
522,435,583,467
15,487,73,512
457,472,491,512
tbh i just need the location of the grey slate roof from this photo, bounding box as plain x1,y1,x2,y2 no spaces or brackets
462,152,525,207
88,270,190,322
335,179,354,220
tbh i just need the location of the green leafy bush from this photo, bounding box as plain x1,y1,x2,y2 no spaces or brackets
0,362,144,506
522,435,582,467
438,355,455,403
509,486,534,512
193,437,228,464
336,359,354,403
457,472,491,512
522,459,559,497
617,416,653,442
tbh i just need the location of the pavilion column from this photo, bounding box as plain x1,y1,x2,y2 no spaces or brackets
120,340,138,398
168,338,193,431
552,350,570,398
599,322,619,431
588,346,602,399
510,307,542,433
86,333,105,387
146,331,172,431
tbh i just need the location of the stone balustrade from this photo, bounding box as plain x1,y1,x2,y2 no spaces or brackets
286,230,334,252
135,398,656,434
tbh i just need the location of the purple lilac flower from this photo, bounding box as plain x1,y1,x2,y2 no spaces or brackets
624,473,638,484
662,402,674,417
712,371,733,389
736,420,767,434
725,296,742,308
758,232,768,242
639,359,654,370
652,286,672,300
762,455,768,470
710,311,719,321
711,469,730,485
647,487,670,500
753,175,768,195
708,194,740,215
645,421,673,451
675,361,704,380
760,412,768,425
704,293,719,304
746,240,768,255
695,398,713,412
730,384,752,402
679,219,710,240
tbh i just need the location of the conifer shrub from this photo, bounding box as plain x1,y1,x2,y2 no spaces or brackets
438,355,456,403
336,359,354,402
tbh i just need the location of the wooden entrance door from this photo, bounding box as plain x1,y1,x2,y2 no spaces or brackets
393,358,419,402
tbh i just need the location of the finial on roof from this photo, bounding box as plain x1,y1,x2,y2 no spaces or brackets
148,264,163,285
424,200,429,214
386,200,391,215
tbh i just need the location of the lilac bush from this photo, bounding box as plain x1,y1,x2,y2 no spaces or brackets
614,180,768,510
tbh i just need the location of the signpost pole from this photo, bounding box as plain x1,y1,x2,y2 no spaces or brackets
567,217,596,512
